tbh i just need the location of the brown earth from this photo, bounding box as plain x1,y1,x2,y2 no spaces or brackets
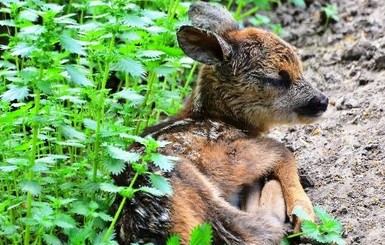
265,0,385,244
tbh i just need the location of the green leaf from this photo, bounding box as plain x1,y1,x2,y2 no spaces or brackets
289,0,306,8
0,165,18,172
43,234,62,245
61,125,86,141
114,89,144,105
102,157,126,175
20,181,42,196
60,35,87,56
301,220,320,240
151,153,178,172
323,5,339,21
280,237,290,245
293,205,312,221
138,186,165,197
106,145,140,163
139,50,165,59
11,43,36,57
189,223,213,245
149,173,173,196
70,201,89,216
54,214,77,229
84,118,97,130
166,234,180,245
100,182,123,193
65,65,94,87
112,58,146,78
1,85,29,101
97,212,113,222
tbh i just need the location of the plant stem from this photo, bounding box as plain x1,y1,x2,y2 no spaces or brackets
286,232,303,239
102,171,139,242
239,6,260,19
24,87,41,245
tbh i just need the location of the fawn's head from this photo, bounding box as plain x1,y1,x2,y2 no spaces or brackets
177,2,328,134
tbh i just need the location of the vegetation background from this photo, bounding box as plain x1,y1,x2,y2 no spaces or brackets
0,0,343,244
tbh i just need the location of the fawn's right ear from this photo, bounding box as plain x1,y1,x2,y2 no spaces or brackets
177,25,232,65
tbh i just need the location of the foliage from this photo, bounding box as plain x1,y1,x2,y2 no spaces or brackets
322,4,339,27
287,206,346,245
166,223,213,245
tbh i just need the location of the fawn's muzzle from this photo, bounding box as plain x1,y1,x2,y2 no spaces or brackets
295,94,328,117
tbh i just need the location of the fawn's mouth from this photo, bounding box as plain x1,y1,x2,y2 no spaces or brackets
294,95,328,118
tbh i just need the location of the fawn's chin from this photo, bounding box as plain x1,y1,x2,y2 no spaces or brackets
296,113,324,124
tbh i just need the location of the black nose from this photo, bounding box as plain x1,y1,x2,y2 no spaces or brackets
295,94,329,117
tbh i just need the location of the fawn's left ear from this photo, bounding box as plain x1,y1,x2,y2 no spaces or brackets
177,25,232,65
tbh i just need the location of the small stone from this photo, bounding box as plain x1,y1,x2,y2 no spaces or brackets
345,98,360,108
374,53,385,70
336,96,345,110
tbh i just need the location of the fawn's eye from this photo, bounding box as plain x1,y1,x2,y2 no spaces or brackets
261,71,291,89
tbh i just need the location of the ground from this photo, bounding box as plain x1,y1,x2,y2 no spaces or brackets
265,0,385,244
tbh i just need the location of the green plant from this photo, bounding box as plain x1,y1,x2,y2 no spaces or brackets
166,223,213,245
285,206,345,245
322,4,339,27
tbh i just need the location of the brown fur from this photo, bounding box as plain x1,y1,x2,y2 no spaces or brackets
113,2,328,245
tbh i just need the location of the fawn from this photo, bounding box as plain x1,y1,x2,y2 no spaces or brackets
112,2,328,245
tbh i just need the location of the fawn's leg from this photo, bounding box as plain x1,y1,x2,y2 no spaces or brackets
273,151,315,231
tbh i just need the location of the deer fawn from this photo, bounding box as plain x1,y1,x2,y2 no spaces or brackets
112,2,328,245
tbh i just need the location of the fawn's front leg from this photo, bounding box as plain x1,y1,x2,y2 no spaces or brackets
273,150,315,231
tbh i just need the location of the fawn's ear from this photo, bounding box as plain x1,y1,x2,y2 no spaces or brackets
177,25,232,65
188,2,239,35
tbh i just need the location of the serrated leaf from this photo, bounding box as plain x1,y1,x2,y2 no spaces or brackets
1,85,29,101
60,35,86,56
289,0,306,8
293,205,312,221
107,145,140,163
70,201,89,216
149,173,173,196
20,181,42,196
65,65,94,87
36,154,69,164
112,58,146,78
61,125,86,141
138,186,165,197
83,118,97,130
166,234,180,245
141,9,166,20
43,234,62,245
0,165,18,172
100,182,123,193
0,20,16,27
114,89,144,105
102,157,126,175
54,214,76,229
139,50,164,59
189,223,212,245
11,43,36,57
153,66,178,77
301,220,320,239
151,153,178,172
97,212,113,222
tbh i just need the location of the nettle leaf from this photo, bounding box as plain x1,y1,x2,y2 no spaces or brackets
138,186,164,197
293,205,312,221
61,125,86,141
190,223,213,245
141,9,167,20
114,89,144,105
83,118,97,130
153,66,178,77
301,220,320,240
123,14,151,28
96,212,113,222
70,201,89,216
20,180,42,196
60,35,87,56
65,65,94,87
0,20,16,27
0,165,18,172
111,58,146,78
54,214,77,229
100,182,123,193
1,85,29,101
19,9,39,21
289,0,306,8
139,50,165,59
43,234,62,245
11,43,36,57
102,157,126,175
36,154,69,164
149,173,173,196
151,153,178,172
106,145,140,163
166,234,180,245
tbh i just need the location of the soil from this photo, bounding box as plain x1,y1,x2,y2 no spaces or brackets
264,0,385,244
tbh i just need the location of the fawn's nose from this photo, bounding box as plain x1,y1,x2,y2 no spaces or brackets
295,94,329,117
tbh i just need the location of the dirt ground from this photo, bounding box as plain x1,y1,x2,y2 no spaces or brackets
264,0,385,244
